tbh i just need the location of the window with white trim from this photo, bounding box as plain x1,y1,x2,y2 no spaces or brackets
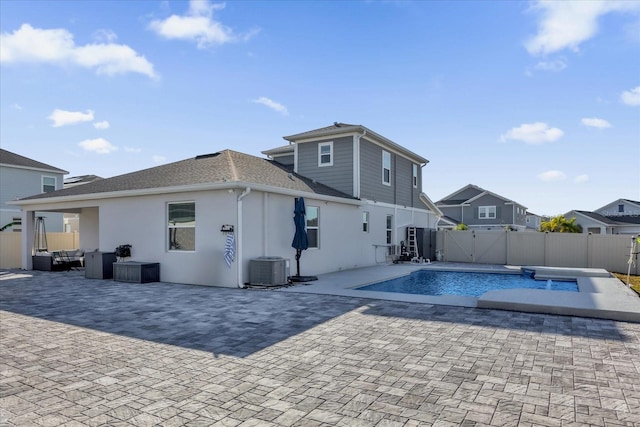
318,142,333,167
306,206,319,248
168,202,196,251
382,151,391,185
386,214,393,244
478,206,496,219
362,211,369,232
412,164,418,188
42,176,56,193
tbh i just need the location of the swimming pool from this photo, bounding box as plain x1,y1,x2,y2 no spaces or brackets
356,270,579,297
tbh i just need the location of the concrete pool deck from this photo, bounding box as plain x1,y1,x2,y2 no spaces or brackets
279,262,640,323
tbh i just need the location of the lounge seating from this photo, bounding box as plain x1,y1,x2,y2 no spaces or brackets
32,249,86,271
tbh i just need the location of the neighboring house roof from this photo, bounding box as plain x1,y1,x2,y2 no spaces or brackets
436,184,526,209
64,175,103,187
283,122,428,164
437,215,460,227
0,148,68,174
606,215,640,225
568,210,620,226
622,199,640,205
15,150,356,203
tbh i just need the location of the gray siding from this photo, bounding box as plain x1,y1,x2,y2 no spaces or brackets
360,140,394,204
273,154,294,166
395,156,412,207
412,165,422,208
296,136,353,196
466,194,511,227
0,166,65,232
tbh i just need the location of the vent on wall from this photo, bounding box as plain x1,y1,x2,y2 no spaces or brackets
249,257,289,286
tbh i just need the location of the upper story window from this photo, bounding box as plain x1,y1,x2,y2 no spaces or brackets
168,201,196,251
386,214,393,244
382,151,391,186
318,142,333,167
479,206,496,219
362,211,369,232
42,176,56,193
619,204,624,213
306,206,319,248
412,164,418,188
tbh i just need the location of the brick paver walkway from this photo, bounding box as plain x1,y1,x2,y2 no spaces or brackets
1,270,639,426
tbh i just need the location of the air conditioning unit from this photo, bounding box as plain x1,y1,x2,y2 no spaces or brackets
249,257,289,286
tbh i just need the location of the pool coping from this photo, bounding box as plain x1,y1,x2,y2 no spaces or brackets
278,262,640,323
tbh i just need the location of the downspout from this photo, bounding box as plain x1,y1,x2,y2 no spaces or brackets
237,187,251,288
354,129,366,198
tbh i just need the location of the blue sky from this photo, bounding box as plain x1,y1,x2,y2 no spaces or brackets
1,0,639,216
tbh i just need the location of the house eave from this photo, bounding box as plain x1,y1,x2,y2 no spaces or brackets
9,181,364,208
0,162,69,175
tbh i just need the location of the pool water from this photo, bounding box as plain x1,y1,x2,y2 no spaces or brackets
356,270,579,297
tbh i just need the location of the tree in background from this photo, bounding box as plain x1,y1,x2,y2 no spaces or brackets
455,223,468,231
540,215,583,233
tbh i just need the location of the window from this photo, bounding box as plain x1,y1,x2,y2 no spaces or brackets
306,206,319,248
382,151,391,185
412,164,418,188
478,206,496,219
11,217,21,232
386,214,393,244
619,204,624,213
168,202,195,251
42,176,56,193
362,211,369,232
318,142,333,167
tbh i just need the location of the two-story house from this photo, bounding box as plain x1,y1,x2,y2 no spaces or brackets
12,123,442,287
435,184,528,231
0,148,67,233
567,199,640,235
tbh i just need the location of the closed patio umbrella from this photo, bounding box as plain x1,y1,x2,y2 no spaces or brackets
291,197,316,282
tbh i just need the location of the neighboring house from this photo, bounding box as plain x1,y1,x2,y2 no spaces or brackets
12,124,442,287
568,199,640,235
0,148,67,233
63,175,103,232
525,212,543,231
435,184,528,231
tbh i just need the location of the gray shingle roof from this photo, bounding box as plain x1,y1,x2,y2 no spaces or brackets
18,150,355,202
0,148,68,174
572,210,620,225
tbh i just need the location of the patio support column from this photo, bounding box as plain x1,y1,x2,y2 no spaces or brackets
21,210,35,270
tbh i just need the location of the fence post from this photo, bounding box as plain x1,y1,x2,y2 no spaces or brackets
544,232,550,266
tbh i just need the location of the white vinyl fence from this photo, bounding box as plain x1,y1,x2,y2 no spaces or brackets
436,230,638,274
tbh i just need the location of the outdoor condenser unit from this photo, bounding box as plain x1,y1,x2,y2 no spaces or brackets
249,257,289,286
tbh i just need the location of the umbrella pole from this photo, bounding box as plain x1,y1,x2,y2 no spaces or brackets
295,249,301,277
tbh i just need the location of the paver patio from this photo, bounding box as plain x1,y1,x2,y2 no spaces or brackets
1,270,639,426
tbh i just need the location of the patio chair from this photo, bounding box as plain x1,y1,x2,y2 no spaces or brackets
51,250,76,271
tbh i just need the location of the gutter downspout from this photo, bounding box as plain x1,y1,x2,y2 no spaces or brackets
237,187,251,288
354,129,366,198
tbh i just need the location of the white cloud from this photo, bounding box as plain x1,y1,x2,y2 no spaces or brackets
93,120,110,129
1,24,157,79
11,103,22,110
581,117,612,129
620,86,640,106
525,1,640,56
93,29,118,43
78,138,117,154
537,170,566,182
48,109,94,127
124,146,142,153
152,155,166,163
574,174,589,183
149,0,258,49
534,58,567,72
252,97,289,115
499,122,564,144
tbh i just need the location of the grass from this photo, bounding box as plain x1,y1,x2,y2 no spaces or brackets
612,272,640,295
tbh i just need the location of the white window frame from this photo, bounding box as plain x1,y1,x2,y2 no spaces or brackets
386,214,393,244
478,206,496,219
362,211,369,233
382,151,391,186
167,201,196,252
306,206,319,249
42,176,56,193
412,164,418,188
318,142,333,167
